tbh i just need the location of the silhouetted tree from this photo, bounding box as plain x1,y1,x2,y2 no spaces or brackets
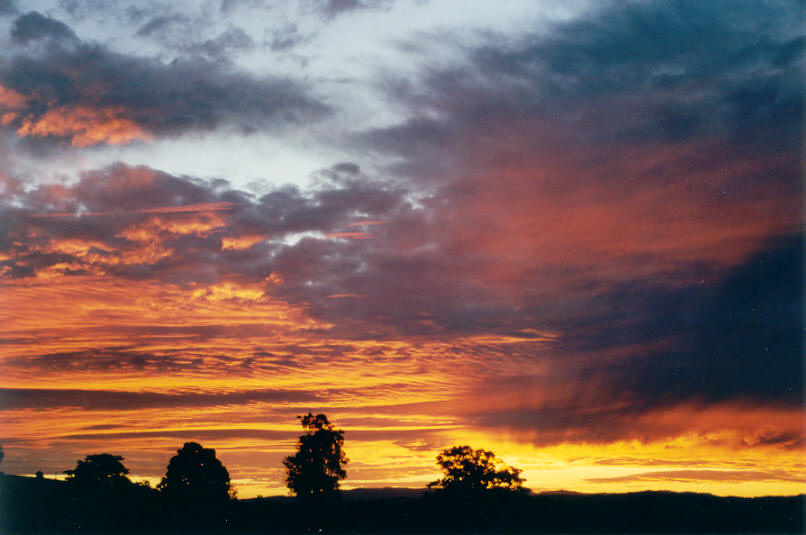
158,442,233,503
283,413,347,499
0,444,4,466
427,445,524,492
65,453,131,490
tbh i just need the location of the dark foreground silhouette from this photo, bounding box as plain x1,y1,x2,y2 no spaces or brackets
1,473,802,534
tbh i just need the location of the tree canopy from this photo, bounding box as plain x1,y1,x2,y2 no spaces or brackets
427,445,524,492
283,413,347,499
64,453,131,489
158,442,233,503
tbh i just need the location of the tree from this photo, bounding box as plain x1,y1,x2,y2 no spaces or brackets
427,445,524,492
283,413,347,499
158,442,233,503
65,453,131,489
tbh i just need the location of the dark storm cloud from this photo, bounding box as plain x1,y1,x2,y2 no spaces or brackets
471,233,803,443
364,0,802,180
0,386,323,411
607,233,804,406
329,0,803,347
341,0,804,436
11,10,78,43
0,12,327,146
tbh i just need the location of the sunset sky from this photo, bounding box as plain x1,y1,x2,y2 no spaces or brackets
0,0,803,499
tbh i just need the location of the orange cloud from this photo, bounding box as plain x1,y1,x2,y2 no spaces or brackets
325,232,373,239
436,140,800,300
29,202,235,219
345,220,385,227
0,85,28,109
15,105,151,146
0,160,800,498
222,235,267,250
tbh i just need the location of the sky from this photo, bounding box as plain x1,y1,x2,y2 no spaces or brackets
0,0,803,499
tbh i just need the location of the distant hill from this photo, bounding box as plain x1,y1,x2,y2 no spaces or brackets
534,489,585,496
241,487,426,502
341,487,427,500
0,472,68,489
2,473,803,533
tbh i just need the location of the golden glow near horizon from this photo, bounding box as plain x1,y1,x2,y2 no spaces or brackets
1,263,804,498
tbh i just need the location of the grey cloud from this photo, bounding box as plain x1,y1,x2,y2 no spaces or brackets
344,0,805,414
0,16,327,146
3,164,480,333
469,233,804,444
0,0,16,15
185,27,255,59
136,15,184,37
11,11,78,44
269,24,307,52
363,0,803,181
603,234,803,407
311,0,392,19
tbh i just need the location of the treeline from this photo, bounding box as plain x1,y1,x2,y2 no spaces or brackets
2,473,802,534
0,414,803,533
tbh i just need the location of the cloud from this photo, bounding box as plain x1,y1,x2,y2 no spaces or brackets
349,1,801,311
467,234,803,444
310,0,392,19
14,105,151,147
324,0,805,437
184,27,255,59
0,0,802,462
361,0,802,194
6,347,210,373
603,234,803,406
587,469,805,484
0,0,16,15
136,15,183,37
55,426,447,446
268,24,307,52
54,429,293,444
0,13,327,147
0,386,323,411
10,11,78,44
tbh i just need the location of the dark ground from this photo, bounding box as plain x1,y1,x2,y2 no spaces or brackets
1,473,802,534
